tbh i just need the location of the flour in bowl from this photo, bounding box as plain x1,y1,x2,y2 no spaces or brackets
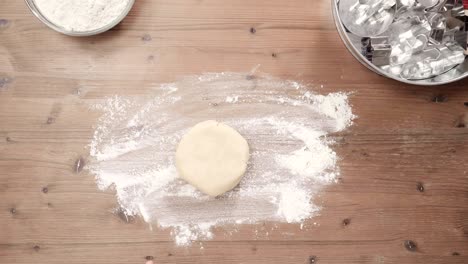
34,0,132,32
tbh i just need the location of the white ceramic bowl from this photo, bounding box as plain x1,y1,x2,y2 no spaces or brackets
24,0,135,36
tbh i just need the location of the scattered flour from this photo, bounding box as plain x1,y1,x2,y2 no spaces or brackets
87,72,355,246
225,95,239,103
34,0,132,32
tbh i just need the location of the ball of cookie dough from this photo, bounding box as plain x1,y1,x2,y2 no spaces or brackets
176,120,250,196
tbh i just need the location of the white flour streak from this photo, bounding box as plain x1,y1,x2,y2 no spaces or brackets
225,95,239,103
87,72,355,246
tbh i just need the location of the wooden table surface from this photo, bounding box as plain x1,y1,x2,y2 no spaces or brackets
1,0,468,263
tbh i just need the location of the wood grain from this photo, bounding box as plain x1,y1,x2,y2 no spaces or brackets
1,0,468,263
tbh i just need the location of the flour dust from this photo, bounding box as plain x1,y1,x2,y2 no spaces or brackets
87,72,355,246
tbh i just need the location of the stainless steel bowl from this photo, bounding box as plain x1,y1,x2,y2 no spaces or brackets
24,0,135,37
332,0,468,85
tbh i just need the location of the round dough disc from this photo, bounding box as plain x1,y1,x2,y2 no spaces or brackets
176,120,250,196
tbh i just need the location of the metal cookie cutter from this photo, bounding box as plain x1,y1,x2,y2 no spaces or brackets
339,0,397,37
399,47,442,79
419,0,445,10
427,12,447,42
361,36,393,66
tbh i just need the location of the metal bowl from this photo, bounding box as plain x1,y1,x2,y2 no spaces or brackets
24,0,135,37
332,0,468,85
